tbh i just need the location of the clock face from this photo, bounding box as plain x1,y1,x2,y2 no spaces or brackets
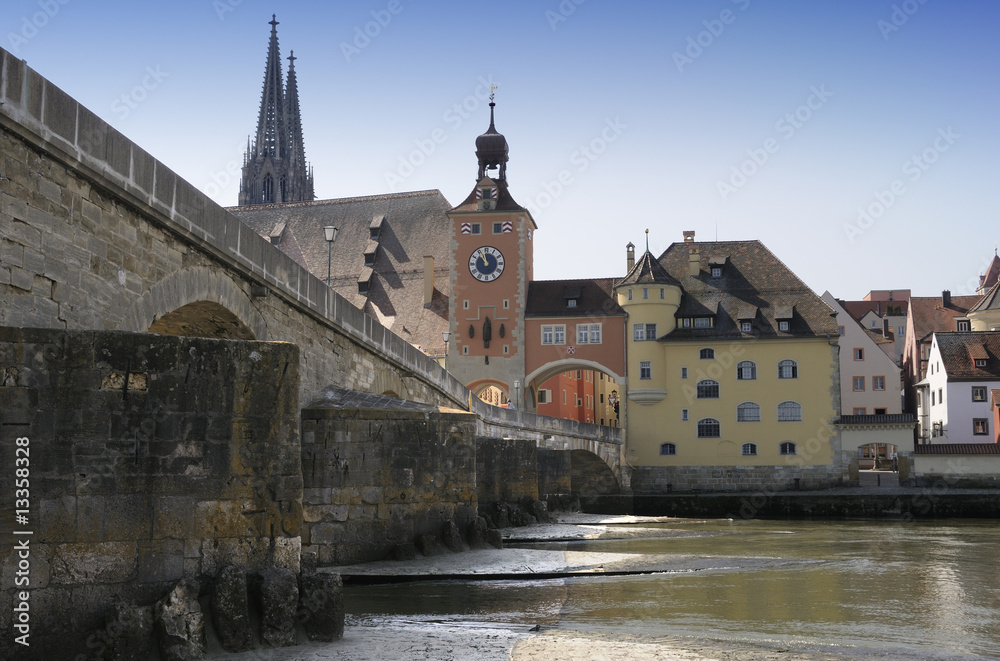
468,246,505,282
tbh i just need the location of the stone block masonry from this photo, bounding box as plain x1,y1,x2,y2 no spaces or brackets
0,327,301,660
300,388,479,566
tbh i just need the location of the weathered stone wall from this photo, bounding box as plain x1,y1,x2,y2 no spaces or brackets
300,393,478,566
476,438,539,505
0,327,301,659
537,448,572,498
630,456,853,494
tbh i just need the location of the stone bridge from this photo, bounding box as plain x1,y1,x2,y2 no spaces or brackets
0,47,622,482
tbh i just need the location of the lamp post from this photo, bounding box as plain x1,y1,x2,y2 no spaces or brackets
442,331,450,363
323,225,338,287
513,379,521,410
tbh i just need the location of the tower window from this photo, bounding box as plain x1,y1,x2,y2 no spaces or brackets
471,223,481,235
262,174,274,203
639,361,651,380
493,222,503,234
697,418,720,438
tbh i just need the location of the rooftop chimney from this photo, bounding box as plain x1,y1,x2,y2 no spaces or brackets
626,242,635,271
423,256,434,307
683,230,695,243
942,290,952,308
688,244,701,277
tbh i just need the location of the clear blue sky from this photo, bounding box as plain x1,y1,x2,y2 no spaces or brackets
4,0,997,299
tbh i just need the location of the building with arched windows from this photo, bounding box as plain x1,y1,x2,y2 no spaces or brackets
617,231,850,492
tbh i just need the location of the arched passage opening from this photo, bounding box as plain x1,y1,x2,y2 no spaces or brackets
148,301,256,340
524,359,624,427
467,378,511,408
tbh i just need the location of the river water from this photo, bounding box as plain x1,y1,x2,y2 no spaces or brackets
343,519,1000,659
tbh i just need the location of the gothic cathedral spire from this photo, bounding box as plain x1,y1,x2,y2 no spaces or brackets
238,15,315,206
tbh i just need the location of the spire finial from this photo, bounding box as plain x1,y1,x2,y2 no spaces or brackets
488,84,498,129
269,14,278,30
645,228,649,252
288,50,296,66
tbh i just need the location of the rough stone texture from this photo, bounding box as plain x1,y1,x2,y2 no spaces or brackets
467,517,490,550
477,437,539,504
531,499,554,524
299,572,344,642
484,529,504,549
258,569,299,648
416,534,446,557
211,565,254,653
392,543,419,561
301,396,479,565
538,448,573,498
155,580,205,661
630,460,852,494
0,327,300,659
441,521,465,553
100,603,154,661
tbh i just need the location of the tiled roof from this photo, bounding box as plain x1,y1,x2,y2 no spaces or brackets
654,240,839,340
841,299,908,321
616,250,681,288
914,443,1000,455
908,294,980,341
991,389,1000,407
228,190,452,355
936,331,1000,381
979,253,1000,292
526,278,624,318
450,177,529,214
969,280,1000,313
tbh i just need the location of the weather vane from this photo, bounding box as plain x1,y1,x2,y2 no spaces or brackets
489,83,498,103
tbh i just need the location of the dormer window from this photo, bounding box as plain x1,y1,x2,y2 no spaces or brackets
975,358,987,367
957,320,970,331
369,215,384,240
778,320,790,332
711,267,722,278
741,321,753,333
567,299,577,308
694,317,712,328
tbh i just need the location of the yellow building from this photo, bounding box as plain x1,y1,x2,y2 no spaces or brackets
617,232,850,492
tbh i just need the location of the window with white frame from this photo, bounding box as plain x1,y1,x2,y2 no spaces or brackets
972,386,987,402
975,358,987,368
537,389,550,404
541,325,566,345
694,317,712,328
778,360,797,379
737,361,756,380
779,441,797,455
660,442,677,456
742,443,757,456
681,409,689,421
633,323,657,341
957,319,970,331
639,361,652,380
873,376,885,391
777,401,802,421
700,348,715,360
853,348,864,361
696,379,719,398
974,419,989,435
737,402,761,422
741,321,753,332
577,324,602,344
778,320,790,332
697,418,720,438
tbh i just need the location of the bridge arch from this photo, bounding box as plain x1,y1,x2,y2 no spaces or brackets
524,358,624,410
125,267,270,340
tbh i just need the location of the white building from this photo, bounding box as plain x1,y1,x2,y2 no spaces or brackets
917,331,1000,444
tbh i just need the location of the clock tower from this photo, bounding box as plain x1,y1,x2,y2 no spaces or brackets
447,97,536,407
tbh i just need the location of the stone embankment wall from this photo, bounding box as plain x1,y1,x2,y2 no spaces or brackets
0,327,303,659
629,454,853,494
300,390,479,566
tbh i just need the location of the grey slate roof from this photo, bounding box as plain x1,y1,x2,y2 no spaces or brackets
970,280,1000,314
228,189,452,355
653,240,839,340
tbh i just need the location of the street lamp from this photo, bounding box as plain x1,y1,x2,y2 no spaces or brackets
442,331,450,360
513,379,521,409
323,225,338,287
